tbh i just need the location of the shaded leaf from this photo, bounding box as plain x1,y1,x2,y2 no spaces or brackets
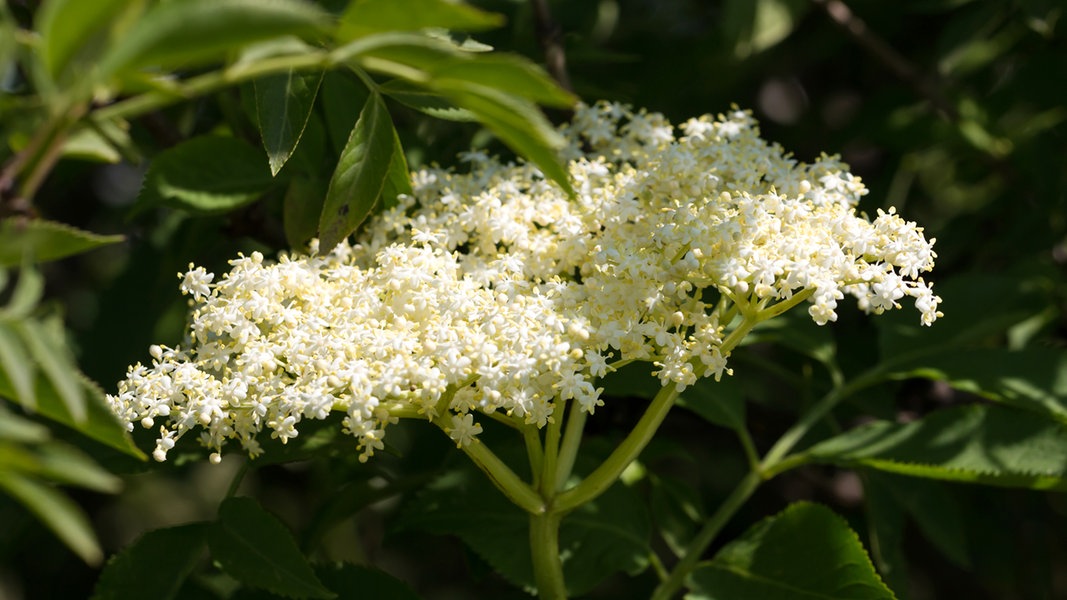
0,470,103,565
99,0,328,78
139,136,277,214
687,502,894,599
0,219,124,267
12,318,85,422
317,92,394,251
255,69,324,176
380,125,413,209
889,348,1067,425
677,375,745,431
338,0,503,40
283,176,327,249
806,404,1067,490
208,497,334,599
315,563,420,600
34,0,130,82
92,523,209,600
380,79,475,121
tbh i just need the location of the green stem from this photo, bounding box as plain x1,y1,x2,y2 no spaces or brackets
458,435,545,515
530,511,567,600
524,425,545,489
94,51,332,123
540,400,565,495
554,402,587,490
554,381,679,513
650,470,762,600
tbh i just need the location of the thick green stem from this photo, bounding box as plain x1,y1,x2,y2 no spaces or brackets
650,470,762,600
530,511,567,600
554,381,679,513
458,436,545,515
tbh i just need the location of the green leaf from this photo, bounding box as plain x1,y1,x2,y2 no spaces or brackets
888,348,1067,425
92,523,209,600
380,79,475,121
283,176,328,249
748,307,836,365
255,69,324,176
687,502,894,600
721,0,806,59
12,318,85,422
867,473,970,569
862,474,910,598
0,470,103,565
649,474,705,557
677,375,746,431
208,497,334,599
319,71,370,155
806,404,1067,490
397,461,650,596
34,0,131,82
25,443,122,493
338,0,503,40
430,54,576,108
317,92,394,251
434,81,573,195
314,563,420,600
380,125,413,209
98,0,328,78
0,265,43,320
1,370,146,459
139,136,277,214
0,219,124,267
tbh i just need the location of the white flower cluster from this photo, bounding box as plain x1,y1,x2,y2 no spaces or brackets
107,102,941,463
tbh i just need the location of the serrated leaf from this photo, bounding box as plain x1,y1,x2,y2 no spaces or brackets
677,375,746,431
434,81,573,195
27,444,123,493
0,219,124,267
0,470,103,565
92,523,209,600
686,502,895,600
338,0,503,40
889,348,1067,425
139,136,277,214
380,126,413,209
255,69,324,176
317,92,394,252
806,404,1067,490
98,0,328,78
430,54,576,108
208,497,334,599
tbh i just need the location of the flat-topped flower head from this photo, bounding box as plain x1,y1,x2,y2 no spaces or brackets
107,101,941,463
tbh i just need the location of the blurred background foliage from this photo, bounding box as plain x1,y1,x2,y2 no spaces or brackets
1,0,1066,598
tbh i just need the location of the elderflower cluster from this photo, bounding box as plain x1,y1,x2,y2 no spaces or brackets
108,102,941,463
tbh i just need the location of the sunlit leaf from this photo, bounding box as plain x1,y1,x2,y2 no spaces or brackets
34,0,132,82
255,69,324,176
0,219,124,267
99,0,328,78
317,92,394,252
806,404,1067,490
138,136,277,214
687,502,895,599
338,0,503,40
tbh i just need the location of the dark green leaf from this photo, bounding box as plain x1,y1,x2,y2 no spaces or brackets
0,470,103,565
315,563,420,600
99,0,328,78
139,136,277,214
397,461,650,596
255,69,324,176
26,443,122,493
862,474,910,598
806,404,1067,490
888,348,1067,425
677,375,746,431
0,219,124,267
319,71,370,155
92,523,209,600
869,473,970,569
338,0,503,40
208,497,334,599
380,79,475,121
687,502,894,599
283,176,327,249
380,125,413,209
649,474,705,557
317,92,394,251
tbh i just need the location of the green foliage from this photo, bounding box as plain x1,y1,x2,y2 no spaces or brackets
687,502,895,599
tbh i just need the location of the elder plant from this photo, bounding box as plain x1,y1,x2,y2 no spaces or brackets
108,102,941,599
